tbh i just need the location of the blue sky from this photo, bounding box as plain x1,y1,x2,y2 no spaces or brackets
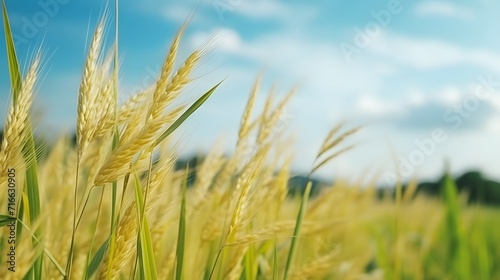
1,0,500,184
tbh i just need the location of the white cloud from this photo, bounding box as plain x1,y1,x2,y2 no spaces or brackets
355,94,401,117
235,0,316,21
187,27,396,107
162,5,193,24
189,28,243,53
234,0,288,19
439,86,464,106
140,0,316,27
368,33,500,72
135,0,212,25
177,6,500,181
486,117,500,132
414,1,475,20
407,89,426,106
489,94,500,109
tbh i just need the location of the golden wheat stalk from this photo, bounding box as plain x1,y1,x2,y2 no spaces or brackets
257,89,294,146
289,248,341,280
226,147,269,241
77,19,105,156
226,221,298,247
118,90,148,123
91,48,117,140
150,50,201,123
148,25,187,117
94,104,183,185
95,50,201,185
116,26,186,145
317,125,361,159
0,53,40,174
99,202,137,280
190,147,225,211
224,247,248,280
118,88,153,145
238,76,261,141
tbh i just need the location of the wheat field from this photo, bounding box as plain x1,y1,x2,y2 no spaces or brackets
1,3,500,280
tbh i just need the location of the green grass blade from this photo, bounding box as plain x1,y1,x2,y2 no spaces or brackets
272,241,278,280
16,197,24,237
43,247,66,277
15,218,66,277
0,215,16,227
175,167,188,280
153,81,223,147
442,172,470,280
2,0,21,98
24,138,43,278
372,226,392,280
133,173,158,280
86,238,110,279
283,181,312,280
244,242,256,280
472,225,490,280
203,243,215,280
83,188,108,280
3,2,43,278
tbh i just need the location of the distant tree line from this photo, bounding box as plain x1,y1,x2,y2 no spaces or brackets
2,131,499,205
177,155,500,205
414,171,500,205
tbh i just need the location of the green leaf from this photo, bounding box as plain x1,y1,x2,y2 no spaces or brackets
244,241,256,280
0,215,16,227
133,173,158,280
16,197,24,238
15,218,66,277
283,181,312,280
442,172,470,280
86,238,110,279
2,0,21,99
272,241,278,280
24,137,43,278
153,80,223,147
175,167,188,280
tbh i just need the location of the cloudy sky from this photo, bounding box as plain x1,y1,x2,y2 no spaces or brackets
1,0,500,184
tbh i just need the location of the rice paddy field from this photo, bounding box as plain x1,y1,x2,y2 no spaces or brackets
1,2,500,280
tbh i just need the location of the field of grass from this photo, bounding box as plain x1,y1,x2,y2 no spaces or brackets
1,2,500,279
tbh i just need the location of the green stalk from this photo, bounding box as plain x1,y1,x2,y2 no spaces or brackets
65,153,80,278
82,187,106,280
3,2,43,278
272,240,278,280
283,181,312,280
244,222,256,280
442,172,470,279
175,167,188,280
153,81,223,147
133,172,158,279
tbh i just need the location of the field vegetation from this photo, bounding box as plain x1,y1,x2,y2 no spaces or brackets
1,2,499,279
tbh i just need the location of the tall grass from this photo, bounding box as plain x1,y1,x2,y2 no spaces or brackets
1,2,499,280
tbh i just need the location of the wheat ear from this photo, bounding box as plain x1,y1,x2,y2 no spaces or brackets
95,51,201,185
0,54,40,174
148,25,187,116
99,202,137,280
289,248,340,280
238,76,261,141
77,19,105,156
